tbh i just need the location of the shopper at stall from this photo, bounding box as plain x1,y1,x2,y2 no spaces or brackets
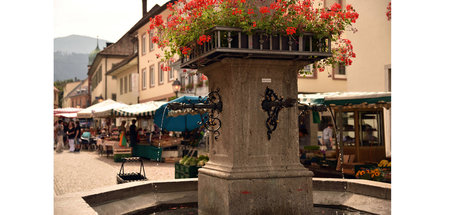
74,121,81,152
55,120,65,153
322,123,334,150
67,121,76,152
129,119,138,149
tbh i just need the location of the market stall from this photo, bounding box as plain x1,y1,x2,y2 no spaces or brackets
152,96,210,163
298,92,391,181
76,99,130,161
111,101,168,161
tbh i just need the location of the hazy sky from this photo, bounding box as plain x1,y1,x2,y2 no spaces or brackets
54,0,168,42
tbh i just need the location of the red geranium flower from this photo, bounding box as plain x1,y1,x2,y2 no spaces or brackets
286,27,296,35
259,6,270,14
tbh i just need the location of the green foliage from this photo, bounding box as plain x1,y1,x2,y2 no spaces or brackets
54,78,75,108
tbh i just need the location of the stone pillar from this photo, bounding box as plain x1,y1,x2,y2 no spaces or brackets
198,58,314,215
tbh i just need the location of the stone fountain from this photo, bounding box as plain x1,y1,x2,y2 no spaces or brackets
179,26,332,214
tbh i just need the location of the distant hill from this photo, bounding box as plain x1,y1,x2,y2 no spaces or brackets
54,51,89,81
54,35,109,54
54,35,110,81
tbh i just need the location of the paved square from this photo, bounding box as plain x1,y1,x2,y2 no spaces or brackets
54,150,174,196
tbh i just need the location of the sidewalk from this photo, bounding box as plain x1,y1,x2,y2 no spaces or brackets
54,150,174,196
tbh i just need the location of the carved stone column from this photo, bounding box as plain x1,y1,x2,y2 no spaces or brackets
198,58,314,215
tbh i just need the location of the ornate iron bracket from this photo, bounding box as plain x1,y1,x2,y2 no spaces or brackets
167,89,223,140
261,87,297,140
298,103,328,117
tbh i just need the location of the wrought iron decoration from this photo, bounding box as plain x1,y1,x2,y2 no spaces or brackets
261,87,297,140
167,89,223,140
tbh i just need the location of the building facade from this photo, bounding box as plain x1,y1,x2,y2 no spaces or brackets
107,53,139,104
62,81,81,108
88,35,135,104
54,87,59,109
64,78,90,108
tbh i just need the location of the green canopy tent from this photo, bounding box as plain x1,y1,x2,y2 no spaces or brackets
298,92,391,177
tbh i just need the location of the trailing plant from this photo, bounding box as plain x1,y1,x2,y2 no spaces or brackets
149,0,359,71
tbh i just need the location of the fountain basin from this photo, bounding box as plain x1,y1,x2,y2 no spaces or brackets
54,178,390,215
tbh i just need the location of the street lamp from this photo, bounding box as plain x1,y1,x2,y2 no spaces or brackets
95,96,104,103
172,79,181,98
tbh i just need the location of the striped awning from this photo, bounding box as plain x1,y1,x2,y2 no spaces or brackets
298,92,391,106
54,107,83,115
112,101,166,117
77,99,127,118
55,112,78,118
91,102,129,118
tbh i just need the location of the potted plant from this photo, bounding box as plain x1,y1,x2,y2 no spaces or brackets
149,0,359,71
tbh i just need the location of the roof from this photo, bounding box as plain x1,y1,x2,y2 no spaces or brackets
98,34,134,56
88,34,135,76
88,0,176,76
298,92,391,106
107,52,138,76
65,79,89,99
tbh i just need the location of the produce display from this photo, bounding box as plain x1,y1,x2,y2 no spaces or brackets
179,155,209,167
378,159,391,167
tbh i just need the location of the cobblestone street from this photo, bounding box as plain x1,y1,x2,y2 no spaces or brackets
54,149,174,196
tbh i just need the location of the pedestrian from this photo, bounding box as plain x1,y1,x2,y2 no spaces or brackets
322,123,334,150
129,119,138,150
119,120,127,147
74,121,82,152
67,121,76,152
54,121,58,150
55,120,65,153
63,121,69,149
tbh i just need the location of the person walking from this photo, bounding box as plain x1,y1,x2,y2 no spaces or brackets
322,123,334,150
55,120,65,153
67,121,76,152
74,121,82,152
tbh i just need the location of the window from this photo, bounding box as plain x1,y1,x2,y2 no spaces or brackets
298,64,316,78
112,93,117,101
333,63,347,79
388,68,391,92
168,66,175,81
129,74,132,92
158,62,164,84
341,112,356,147
124,76,128,94
149,30,154,51
150,65,155,87
142,68,147,89
324,0,343,7
133,41,138,53
120,78,123,95
141,34,146,55
359,111,384,147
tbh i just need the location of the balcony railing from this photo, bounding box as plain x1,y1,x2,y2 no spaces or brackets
180,26,333,69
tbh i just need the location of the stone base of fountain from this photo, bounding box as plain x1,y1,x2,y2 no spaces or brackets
54,178,390,215
198,173,313,214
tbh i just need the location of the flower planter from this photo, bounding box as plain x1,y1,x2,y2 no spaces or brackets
180,26,332,69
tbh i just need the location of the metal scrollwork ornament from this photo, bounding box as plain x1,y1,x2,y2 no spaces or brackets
197,89,222,140
261,87,297,140
167,89,223,140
